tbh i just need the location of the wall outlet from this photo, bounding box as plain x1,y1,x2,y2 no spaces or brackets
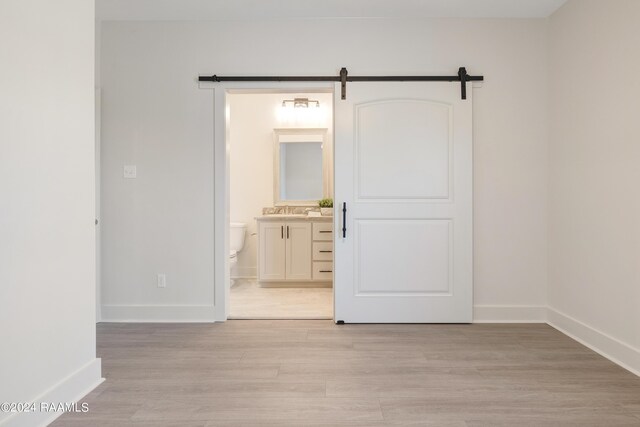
157,274,166,288
123,165,137,179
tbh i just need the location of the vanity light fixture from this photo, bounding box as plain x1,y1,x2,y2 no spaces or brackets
281,97,320,108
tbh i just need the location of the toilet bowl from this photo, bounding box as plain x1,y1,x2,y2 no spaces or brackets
229,249,239,268
229,222,247,286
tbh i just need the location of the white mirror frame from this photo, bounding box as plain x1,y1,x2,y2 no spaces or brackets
273,128,329,206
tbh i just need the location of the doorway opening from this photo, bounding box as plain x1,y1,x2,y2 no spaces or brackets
226,90,335,319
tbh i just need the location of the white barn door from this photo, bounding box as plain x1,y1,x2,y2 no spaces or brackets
334,82,473,323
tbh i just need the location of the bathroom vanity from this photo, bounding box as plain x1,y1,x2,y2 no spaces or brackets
256,215,333,287
255,127,333,287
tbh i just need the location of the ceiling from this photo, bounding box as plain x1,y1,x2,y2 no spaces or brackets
96,0,568,21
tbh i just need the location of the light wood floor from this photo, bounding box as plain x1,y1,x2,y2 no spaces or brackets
51,321,640,426
229,279,333,319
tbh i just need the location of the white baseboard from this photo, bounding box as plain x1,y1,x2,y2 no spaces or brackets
0,359,103,427
259,282,333,288
101,304,542,323
100,304,216,323
547,307,640,377
231,266,256,279
473,305,546,323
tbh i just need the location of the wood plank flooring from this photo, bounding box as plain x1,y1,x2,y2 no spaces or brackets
51,321,640,426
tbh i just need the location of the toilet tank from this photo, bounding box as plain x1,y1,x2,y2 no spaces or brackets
230,222,247,252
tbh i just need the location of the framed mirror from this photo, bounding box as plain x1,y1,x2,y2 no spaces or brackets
273,128,329,206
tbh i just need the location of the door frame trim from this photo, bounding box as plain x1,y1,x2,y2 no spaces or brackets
203,82,335,321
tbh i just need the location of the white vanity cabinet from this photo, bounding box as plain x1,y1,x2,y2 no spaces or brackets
257,217,333,286
311,222,333,281
284,222,312,280
257,222,288,280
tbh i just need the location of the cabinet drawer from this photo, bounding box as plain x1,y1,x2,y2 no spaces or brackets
313,242,333,261
313,261,333,281
312,222,333,241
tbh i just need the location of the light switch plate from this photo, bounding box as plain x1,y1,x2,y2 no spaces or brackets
157,274,166,288
123,165,137,179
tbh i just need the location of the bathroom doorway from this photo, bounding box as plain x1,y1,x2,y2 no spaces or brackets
226,90,335,319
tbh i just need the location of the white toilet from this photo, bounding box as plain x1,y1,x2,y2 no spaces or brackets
229,222,247,286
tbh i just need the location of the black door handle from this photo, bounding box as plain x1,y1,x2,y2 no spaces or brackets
281,225,284,239
342,202,347,238
286,225,289,239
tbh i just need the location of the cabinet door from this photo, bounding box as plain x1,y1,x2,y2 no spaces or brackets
285,222,312,280
258,222,286,281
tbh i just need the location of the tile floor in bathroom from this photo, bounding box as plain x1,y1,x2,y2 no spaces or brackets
229,279,333,319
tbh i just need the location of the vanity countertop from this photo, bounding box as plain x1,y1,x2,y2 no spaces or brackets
255,214,333,222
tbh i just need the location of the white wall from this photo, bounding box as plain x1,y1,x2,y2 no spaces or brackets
548,0,640,373
99,27,216,321
0,1,102,426
229,93,333,277
100,18,549,321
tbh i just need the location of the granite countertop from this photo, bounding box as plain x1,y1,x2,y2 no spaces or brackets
255,214,333,222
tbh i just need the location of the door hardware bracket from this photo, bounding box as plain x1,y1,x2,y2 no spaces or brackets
340,67,348,100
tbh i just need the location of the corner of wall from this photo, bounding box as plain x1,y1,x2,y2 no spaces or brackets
547,307,640,376
544,0,640,378
0,360,103,427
